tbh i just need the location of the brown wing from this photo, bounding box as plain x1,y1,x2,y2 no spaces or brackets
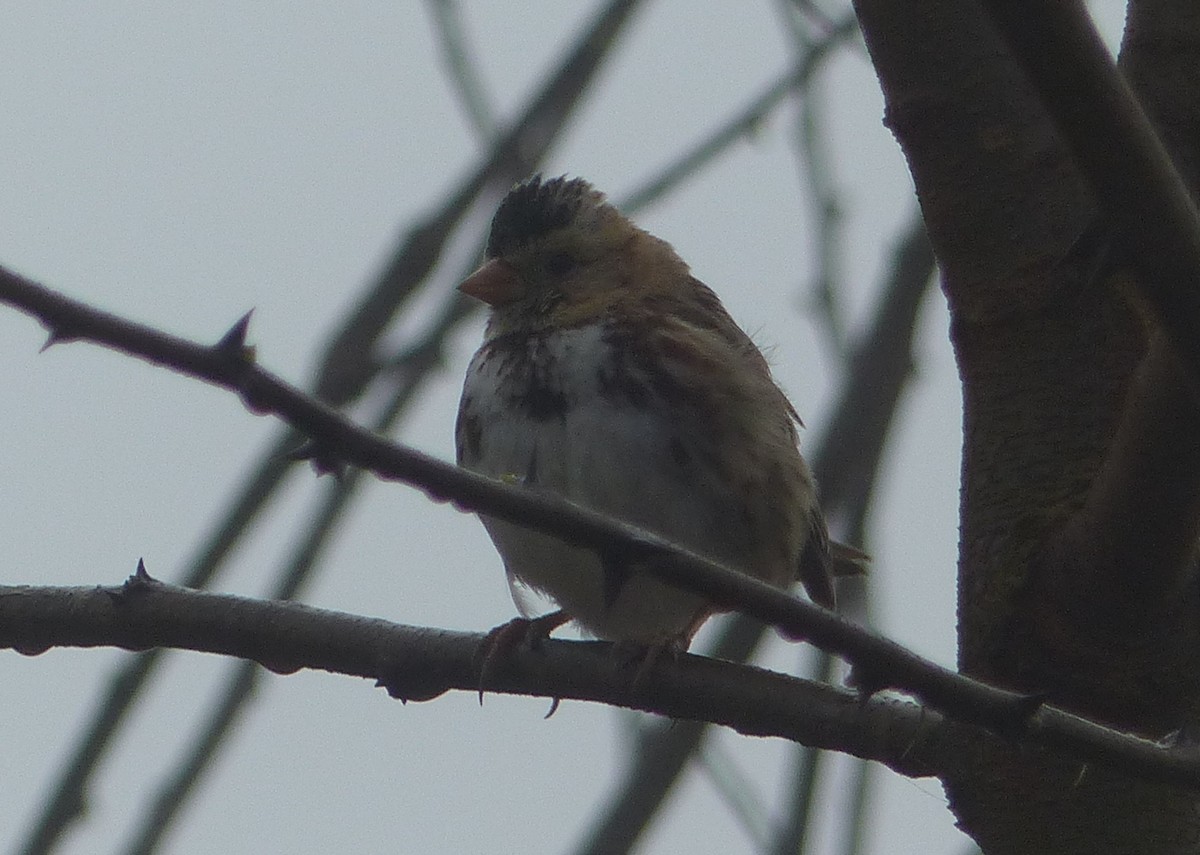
678,277,803,423
798,510,836,609
628,276,803,423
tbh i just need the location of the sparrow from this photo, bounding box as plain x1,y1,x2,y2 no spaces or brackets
456,175,858,649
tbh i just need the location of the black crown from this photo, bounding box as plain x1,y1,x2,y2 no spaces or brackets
487,175,596,258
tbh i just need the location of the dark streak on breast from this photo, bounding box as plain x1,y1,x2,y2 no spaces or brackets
595,359,651,409
517,385,570,420
478,332,572,422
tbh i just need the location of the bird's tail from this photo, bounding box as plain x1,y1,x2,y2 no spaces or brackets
830,540,870,577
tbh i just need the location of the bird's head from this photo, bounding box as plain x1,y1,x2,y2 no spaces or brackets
459,175,686,337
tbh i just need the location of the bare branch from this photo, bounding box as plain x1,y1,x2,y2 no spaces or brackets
315,0,645,403
0,265,1025,732
424,0,497,140
978,0,1200,633
776,0,853,352
618,12,858,214
850,0,1200,847
3,577,1200,791
115,82,827,851
979,1,1200,388
5,220,1198,790
2,577,941,772
118,381,421,852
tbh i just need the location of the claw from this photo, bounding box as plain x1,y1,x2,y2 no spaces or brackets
610,605,708,696
612,637,686,697
476,611,569,704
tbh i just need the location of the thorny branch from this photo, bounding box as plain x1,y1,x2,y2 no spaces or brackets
0,573,943,776
0,266,1199,790
4,573,1200,792
103,14,865,853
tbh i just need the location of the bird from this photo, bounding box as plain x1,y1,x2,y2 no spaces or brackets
455,175,860,651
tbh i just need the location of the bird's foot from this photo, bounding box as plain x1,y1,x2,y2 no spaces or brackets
476,611,569,703
612,636,686,697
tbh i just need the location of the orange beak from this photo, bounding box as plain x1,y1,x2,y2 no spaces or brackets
458,258,524,306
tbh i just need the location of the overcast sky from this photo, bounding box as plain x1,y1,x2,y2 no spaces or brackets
0,4,1124,854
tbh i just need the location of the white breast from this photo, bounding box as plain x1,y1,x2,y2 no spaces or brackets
457,324,748,642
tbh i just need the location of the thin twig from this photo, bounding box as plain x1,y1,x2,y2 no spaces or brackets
118,468,360,855
777,1,850,353
770,652,838,855
618,12,858,214
120,657,259,855
693,737,772,849
314,0,645,403
794,67,846,351
425,0,497,140
118,305,461,853
773,211,933,854
573,619,770,855
838,755,876,855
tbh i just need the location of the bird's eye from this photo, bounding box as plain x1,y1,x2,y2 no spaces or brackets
545,251,578,277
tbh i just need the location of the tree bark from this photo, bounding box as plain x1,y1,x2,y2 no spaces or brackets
851,0,1200,851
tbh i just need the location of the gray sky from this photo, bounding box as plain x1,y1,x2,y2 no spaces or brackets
0,3,1124,853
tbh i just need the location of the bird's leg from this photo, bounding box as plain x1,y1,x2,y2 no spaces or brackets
611,637,686,697
476,611,570,703
619,605,713,695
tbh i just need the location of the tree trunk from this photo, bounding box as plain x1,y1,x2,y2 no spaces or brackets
851,0,1200,851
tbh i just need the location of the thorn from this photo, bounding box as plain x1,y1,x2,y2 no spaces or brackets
475,612,568,704
214,310,256,358
992,690,1051,738
119,558,158,597
544,697,562,719
312,457,347,480
376,677,404,700
1159,722,1200,749
284,439,322,462
283,440,345,478
1013,690,1050,722
39,327,75,352
374,666,447,703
